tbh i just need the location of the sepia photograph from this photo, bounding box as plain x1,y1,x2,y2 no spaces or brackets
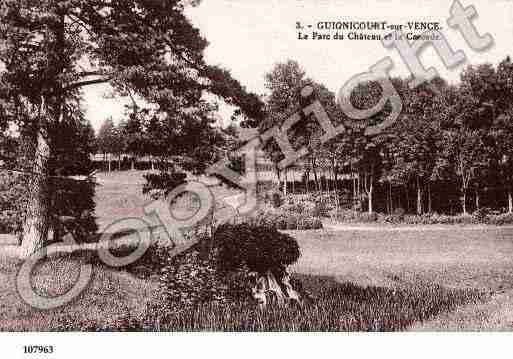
0,0,513,357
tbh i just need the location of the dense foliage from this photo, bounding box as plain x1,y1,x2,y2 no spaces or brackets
142,171,187,199
0,0,264,255
260,58,513,217
214,223,301,274
0,117,97,242
0,172,26,233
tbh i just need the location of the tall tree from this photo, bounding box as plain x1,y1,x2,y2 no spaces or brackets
387,79,445,214
96,117,117,171
491,57,513,212
121,111,145,170
0,0,263,257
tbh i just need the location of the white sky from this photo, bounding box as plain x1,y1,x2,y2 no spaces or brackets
83,0,513,131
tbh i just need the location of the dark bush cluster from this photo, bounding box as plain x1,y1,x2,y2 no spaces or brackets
214,223,300,274
146,224,302,321
151,242,230,316
0,172,97,241
49,177,98,243
0,171,27,234
142,171,187,199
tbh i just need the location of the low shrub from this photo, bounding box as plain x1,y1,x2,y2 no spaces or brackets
0,171,97,242
281,197,316,216
0,172,27,234
393,207,406,216
150,240,231,316
146,224,303,319
472,207,492,223
333,209,360,222
333,210,378,223
142,171,187,199
488,213,513,225
258,189,284,209
359,212,378,223
332,209,513,226
452,214,475,225
214,223,301,274
244,205,322,230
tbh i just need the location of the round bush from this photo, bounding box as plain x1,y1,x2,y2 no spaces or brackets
214,223,301,274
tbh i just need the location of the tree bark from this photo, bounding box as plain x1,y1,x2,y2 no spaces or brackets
20,121,51,258
291,168,295,194
304,169,309,194
509,188,513,214
416,176,422,215
462,188,467,214
388,182,393,214
283,168,287,196
368,181,373,214
311,158,319,192
475,188,480,211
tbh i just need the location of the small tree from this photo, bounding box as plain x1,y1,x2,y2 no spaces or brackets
97,117,118,172
121,112,146,170
214,223,302,306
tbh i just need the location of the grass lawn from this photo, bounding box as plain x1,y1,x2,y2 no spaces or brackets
1,171,512,330
94,171,240,240
1,225,509,331
290,227,513,291
0,255,157,331
289,226,513,330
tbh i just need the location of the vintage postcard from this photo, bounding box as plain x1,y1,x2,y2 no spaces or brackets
0,0,512,357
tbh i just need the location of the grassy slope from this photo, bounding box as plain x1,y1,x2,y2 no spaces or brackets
289,227,513,330
290,227,513,291
0,171,239,331
411,289,513,331
2,171,513,330
94,170,239,236
0,256,157,331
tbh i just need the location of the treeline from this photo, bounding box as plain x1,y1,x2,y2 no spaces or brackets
260,57,513,215
96,104,227,174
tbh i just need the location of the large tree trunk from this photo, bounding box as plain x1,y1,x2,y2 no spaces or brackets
19,125,51,258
